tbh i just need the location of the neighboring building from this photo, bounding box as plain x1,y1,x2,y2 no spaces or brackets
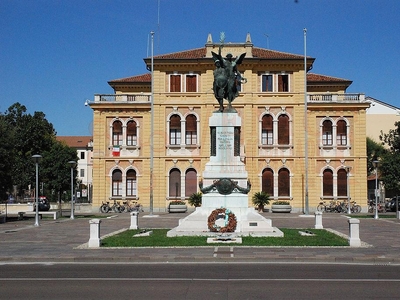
365,96,400,144
88,33,369,212
57,136,93,202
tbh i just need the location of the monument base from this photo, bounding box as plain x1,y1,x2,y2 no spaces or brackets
166,207,283,237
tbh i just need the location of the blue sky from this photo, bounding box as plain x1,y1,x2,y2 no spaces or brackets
1,0,399,136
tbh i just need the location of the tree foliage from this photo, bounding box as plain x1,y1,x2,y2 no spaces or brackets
0,102,78,200
366,137,387,175
378,122,400,195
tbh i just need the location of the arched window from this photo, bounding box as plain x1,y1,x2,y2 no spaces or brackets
112,121,123,146
262,168,274,196
323,169,333,196
169,168,181,198
278,114,289,145
169,115,181,145
337,120,347,146
126,169,137,196
322,120,333,146
185,168,197,197
337,169,348,197
112,169,122,196
126,120,137,146
261,115,273,145
278,168,290,196
185,115,197,145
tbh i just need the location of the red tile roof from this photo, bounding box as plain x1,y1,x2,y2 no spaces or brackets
307,73,351,83
252,47,305,59
57,136,93,148
152,47,207,59
109,73,151,83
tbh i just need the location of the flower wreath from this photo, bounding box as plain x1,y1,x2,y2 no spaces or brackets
207,208,237,233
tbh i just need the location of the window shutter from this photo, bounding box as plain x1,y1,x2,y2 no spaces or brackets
323,169,333,196
185,115,196,131
337,169,347,196
169,169,181,197
278,168,290,196
170,115,181,129
337,120,346,135
262,115,273,130
127,121,137,135
186,75,196,92
278,114,289,145
170,75,181,92
185,169,197,196
262,168,274,196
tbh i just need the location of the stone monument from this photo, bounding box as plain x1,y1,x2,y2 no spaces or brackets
167,34,282,238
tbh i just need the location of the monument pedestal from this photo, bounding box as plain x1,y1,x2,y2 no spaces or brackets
167,112,283,237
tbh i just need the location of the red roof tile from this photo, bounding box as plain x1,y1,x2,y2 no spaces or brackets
57,136,93,148
109,73,151,83
307,73,351,83
252,47,306,59
152,47,207,59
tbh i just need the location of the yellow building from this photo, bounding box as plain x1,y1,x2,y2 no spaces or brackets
88,33,369,213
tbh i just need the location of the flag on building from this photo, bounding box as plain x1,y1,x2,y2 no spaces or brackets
112,145,120,156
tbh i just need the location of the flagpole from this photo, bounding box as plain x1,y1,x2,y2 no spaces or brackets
149,31,155,215
304,28,309,215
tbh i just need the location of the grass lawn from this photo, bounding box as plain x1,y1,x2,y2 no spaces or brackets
101,228,348,247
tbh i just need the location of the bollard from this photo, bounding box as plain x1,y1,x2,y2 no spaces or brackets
348,218,361,247
88,219,101,248
130,211,139,230
314,211,323,229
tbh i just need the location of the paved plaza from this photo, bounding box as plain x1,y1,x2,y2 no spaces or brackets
0,211,399,263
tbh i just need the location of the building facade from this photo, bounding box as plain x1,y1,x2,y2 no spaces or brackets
57,136,93,202
88,33,369,212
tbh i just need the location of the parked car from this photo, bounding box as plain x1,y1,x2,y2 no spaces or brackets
385,197,400,212
33,196,50,211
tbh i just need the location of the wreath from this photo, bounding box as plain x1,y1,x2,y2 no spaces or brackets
207,208,237,233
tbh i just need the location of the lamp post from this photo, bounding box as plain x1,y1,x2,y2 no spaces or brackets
32,154,42,226
373,160,379,219
68,161,76,219
346,166,351,214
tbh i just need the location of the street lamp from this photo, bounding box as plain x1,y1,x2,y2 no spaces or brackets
345,166,351,214
68,161,76,219
373,160,380,220
32,154,42,226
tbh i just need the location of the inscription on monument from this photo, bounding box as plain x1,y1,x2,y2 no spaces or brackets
218,131,233,150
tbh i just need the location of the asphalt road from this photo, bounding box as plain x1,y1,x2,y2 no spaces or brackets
0,263,399,299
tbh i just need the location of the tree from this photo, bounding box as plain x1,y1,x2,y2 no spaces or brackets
366,137,387,175
41,140,79,202
1,102,76,200
379,122,400,196
0,114,13,200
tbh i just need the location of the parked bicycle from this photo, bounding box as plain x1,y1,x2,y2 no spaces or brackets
316,200,341,213
100,200,125,213
368,200,386,213
123,200,143,212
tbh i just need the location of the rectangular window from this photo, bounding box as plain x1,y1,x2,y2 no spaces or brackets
186,132,197,144
185,74,197,92
323,132,333,146
170,74,181,92
278,74,289,92
113,134,122,146
170,130,181,145
126,180,137,196
127,135,137,146
261,74,273,92
80,169,85,177
112,182,122,196
261,130,273,145
80,152,85,159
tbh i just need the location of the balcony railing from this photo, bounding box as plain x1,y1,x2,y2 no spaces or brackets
308,93,365,103
94,94,151,103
